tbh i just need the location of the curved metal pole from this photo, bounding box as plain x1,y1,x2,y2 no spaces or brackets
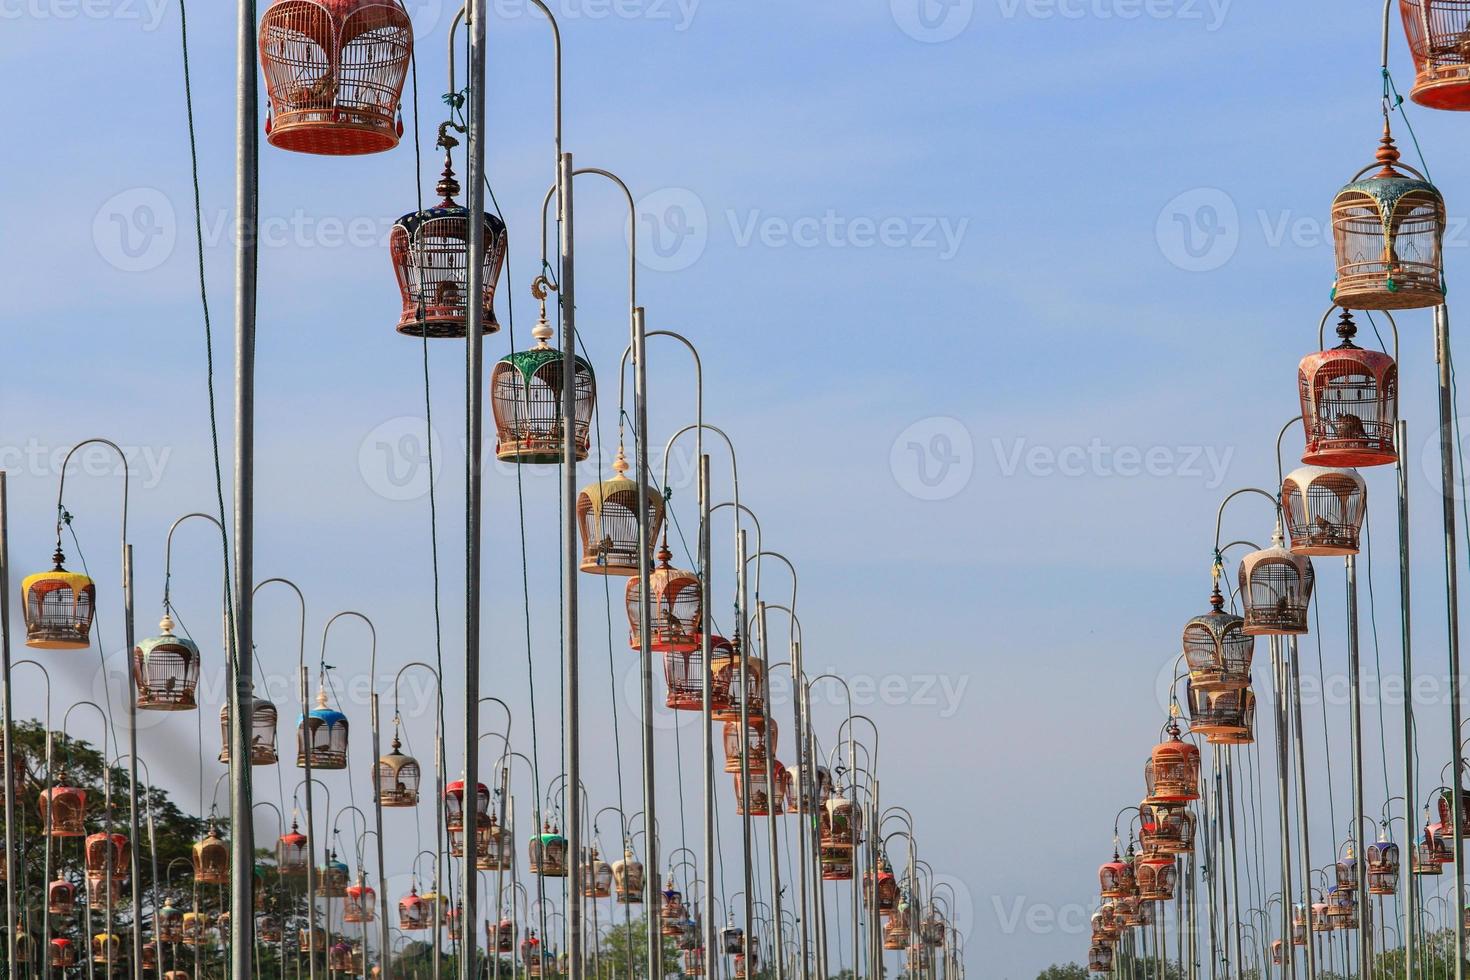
11,659,51,980
62,700,115,977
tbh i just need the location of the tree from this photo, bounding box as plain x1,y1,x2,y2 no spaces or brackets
591,916,680,980
1036,964,1088,980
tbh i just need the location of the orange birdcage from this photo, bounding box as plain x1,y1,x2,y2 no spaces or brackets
710,640,762,723
1139,801,1196,856
344,877,376,923
39,772,86,836
22,549,95,650
683,947,707,976
328,940,362,974
723,718,775,776
864,856,899,913
1135,860,1177,902
820,848,853,881
576,447,665,575
1298,309,1399,467
258,0,412,155
1185,683,1256,745
84,831,129,881
733,769,782,817
1098,853,1135,900
1399,2,1470,109
1143,721,1200,804
627,541,702,653
300,926,328,954
193,826,229,885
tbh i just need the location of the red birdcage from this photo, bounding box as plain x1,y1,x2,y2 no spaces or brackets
444,780,491,839
628,542,702,652
883,915,911,950
491,282,594,461
39,773,86,836
219,693,280,765
22,549,96,650
710,641,763,723
1239,532,1315,635
491,917,514,953
446,903,464,942
683,947,707,976
1181,585,1253,690
1282,466,1368,557
399,887,431,930
1399,2,1470,109
193,826,229,885
376,733,420,807
583,846,613,899
50,937,76,968
278,821,310,876
576,447,665,576
864,856,899,913
723,718,776,776
257,0,412,155
613,848,645,904
84,831,129,881
133,614,201,710
48,878,77,916
1298,309,1398,467
344,877,376,923
1143,721,1200,803
1098,854,1134,900
1331,125,1445,310
391,127,508,338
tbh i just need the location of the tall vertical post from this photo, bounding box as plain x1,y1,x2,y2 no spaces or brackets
462,0,488,974
737,530,754,971
1345,554,1371,978
633,304,659,980
558,147,581,980
1285,637,1316,980
0,472,14,975
756,600,784,980
1397,418,1416,980
124,544,142,976
700,457,716,979
231,0,260,962
793,635,809,980
1270,637,1294,980
372,694,393,978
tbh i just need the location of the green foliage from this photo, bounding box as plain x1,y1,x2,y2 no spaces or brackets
1035,964,1088,980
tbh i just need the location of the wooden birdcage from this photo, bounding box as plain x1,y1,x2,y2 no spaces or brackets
84,831,129,881
664,643,715,713
721,923,744,956
1185,683,1255,745
344,878,376,923
1367,835,1400,895
48,878,77,916
257,0,412,155
491,917,514,953
1098,855,1134,900
157,904,184,943
49,937,76,968
1292,904,1309,945
328,940,360,973
734,951,756,979
1326,885,1357,926
576,448,665,575
519,933,542,970
820,848,853,881
1239,532,1315,635
677,913,700,951
796,764,833,816
1416,822,1452,872
1087,943,1114,974
399,888,431,930
710,640,762,723
722,718,775,776
583,846,613,899
613,848,645,904
1181,585,1254,690
476,814,514,872
1139,801,1195,855
1299,309,1398,467
1282,466,1368,556
529,824,568,878
23,549,96,650
1331,126,1445,310
278,822,310,876
444,779,490,840
92,933,123,965
297,687,349,769
660,876,686,936
39,776,87,837
300,926,328,954
820,796,859,849
864,856,899,913
258,915,284,944
318,853,350,897
220,694,280,765
182,913,210,946
376,734,420,807
1143,721,1200,803
86,874,123,905
628,542,702,652
491,287,594,462
883,915,911,951
1135,860,1177,902
683,947,707,976
733,771,779,817
193,826,229,885
1399,2,1470,108
133,614,201,710
391,131,508,338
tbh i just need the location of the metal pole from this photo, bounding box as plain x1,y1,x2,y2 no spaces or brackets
1286,637,1316,980
0,473,12,978
737,530,755,972
372,694,393,979
303,667,319,980
1225,751,1244,980
756,600,783,980
700,457,716,980
231,0,259,958
463,0,488,974
792,636,809,980
1270,637,1294,980
633,305,658,980
1397,417,1416,980
1346,554,1371,979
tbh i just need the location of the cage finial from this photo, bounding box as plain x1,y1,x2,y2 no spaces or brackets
1208,582,1224,613
1335,308,1359,345
1375,121,1402,176
435,124,463,204
159,612,175,635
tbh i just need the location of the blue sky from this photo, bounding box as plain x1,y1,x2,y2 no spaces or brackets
6,0,1470,976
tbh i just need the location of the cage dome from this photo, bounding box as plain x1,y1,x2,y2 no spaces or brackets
612,847,645,903
219,694,280,765
1181,585,1254,690
1143,722,1200,803
1331,127,1445,310
1239,531,1315,635
39,775,87,837
1282,465,1368,556
376,734,420,807
258,0,412,155
133,614,201,711
194,826,230,885
660,874,686,935
391,134,508,338
628,541,702,653
576,448,665,575
1399,2,1470,109
529,823,568,877
297,686,349,769
491,297,594,463
1298,309,1398,467
22,549,95,650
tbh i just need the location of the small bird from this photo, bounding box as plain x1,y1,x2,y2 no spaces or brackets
434,278,462,308
1334,413,1367,441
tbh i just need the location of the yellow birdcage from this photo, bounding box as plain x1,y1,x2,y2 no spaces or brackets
22,550,95,649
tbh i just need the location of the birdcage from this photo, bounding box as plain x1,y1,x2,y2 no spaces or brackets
659,876,686,935
683,947,707,976
723,718,776,776
217,910,232,937
1139,801,1196,855
1331,126,1445,309
182,913,210,946
1143,722,1200,803
583,846,613,899
133,614,201,710
1298,309,1399,467
1326,885,1357,927
49,937,76,968
84,831,129,881
1282,466,1368,556
797,764,834,816
259,915,284,944
191,827,228,885
297,687,349,769
444,780,491,843
476,815,514,872
1087,943,1114,974
576,448,665,575
1135,860,1177,902
1367,835,1400,895
219,694,280,765
820,850,853,881
883,916,911,950
628,542,702,652
492,917,514,953
710,642,763,723
22,550,96,649
399,888,430,930
664,644,713,712
677,914,700,951
612,848,645,903
257,0,412,155
156,903,184,943
734,951,756,979
1113,896,1144,929
1416,822,1451,873
1292,904,1309,945
345,878,376,923
733,772,777,817
318,853,350,896
1181,586,1253,690
300,926,328,954
520,933,542,971
1239,533,1315,635
92,932,124,965
1098,856,1134,900
39,776,87,836
1185,683,1255,745
47,878,77,916
491,294,594,462
328,940,360,973
376,735,420,807
821,796,860,849
722,922,744,955
864,857,899,913
1398,2,1470,109
86,873,124,905
278,822,310,876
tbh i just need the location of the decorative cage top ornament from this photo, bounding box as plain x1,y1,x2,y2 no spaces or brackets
1298,309,1398,467
391,124,508,338
1281,465,1368,556
258,0,412,155
576,446,666,575
1331,124,1445,310
22,549,95,650
491,277,594,463
1399,2,1470,110
1143,719,1200,804
628,540,702,652
219,692,279,765
194,825,230,885
1181,584,1253,690
376,731,420,807
297,683,349,769
133,614,201,711
1238,527,1315,635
